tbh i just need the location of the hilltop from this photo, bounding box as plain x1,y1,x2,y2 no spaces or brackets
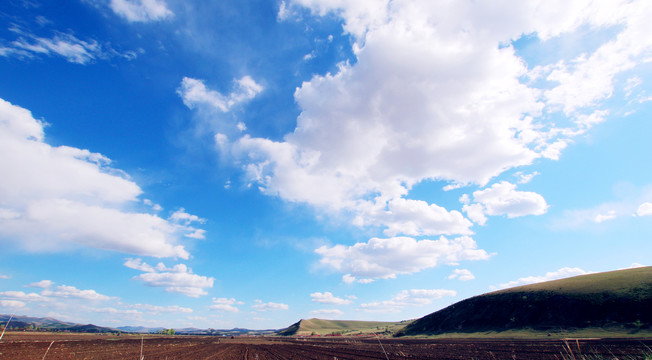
396,266,652,337
0,314,119,333
277,318,411,336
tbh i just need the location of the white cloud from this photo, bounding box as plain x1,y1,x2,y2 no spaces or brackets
277,1,290,21
636,202,652,216
109,0,173,22
493,267,589,290
0,300,25,309
310,292,353,305
178,76,263,113
0,274,10,280
252,300,289,311
316,236,491,280
0,290,47,302
448,268,475,281
210,298,243,313
132,304,193,313
465,181,548,221
360,289,456,313
1,26,136,64
92,307,141,315
41,285,112,301
461,203,487,226
310,309,344,317
626,263,646,269
9,32,100,64
594,210,617,223
0,98,198,259
360,198,473,237
220,0,641,241
125,259,214,297
514,171,539,184
27,280,54,288
539,1,652,115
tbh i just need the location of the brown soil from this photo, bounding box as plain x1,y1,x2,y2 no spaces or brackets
0,332,650,359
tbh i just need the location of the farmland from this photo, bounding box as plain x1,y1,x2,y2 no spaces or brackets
1,332,651,359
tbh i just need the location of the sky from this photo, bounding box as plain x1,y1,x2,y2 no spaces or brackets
0,0,651,330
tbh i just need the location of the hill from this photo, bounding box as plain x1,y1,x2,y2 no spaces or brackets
0,314,119,333
396,267,652,337
278,318,411,336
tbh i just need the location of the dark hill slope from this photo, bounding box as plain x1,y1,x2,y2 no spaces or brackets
397,267,652,336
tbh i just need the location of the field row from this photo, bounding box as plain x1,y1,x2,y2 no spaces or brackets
1,334,651,359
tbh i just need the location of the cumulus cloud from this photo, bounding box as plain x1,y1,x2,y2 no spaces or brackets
360,198,473,237
492,267,589,290
448,268,475,281
125,258,214,297
252,300,289,311
360,289,456,313
463,182,548,223
109,0,173,22
210,297,243,313
0,98,200,259
636,202,652,216
316,236,491,280
218,0,644,240
178,0,652,279
310,292,353,305
0,274,10,280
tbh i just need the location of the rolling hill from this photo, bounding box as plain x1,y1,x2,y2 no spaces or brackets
396,266,652,336
0,314,119,333
278,318,411,336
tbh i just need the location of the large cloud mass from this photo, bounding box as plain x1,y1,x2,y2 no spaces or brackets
0,98,200,258
178,0,652,278
225,0,652,234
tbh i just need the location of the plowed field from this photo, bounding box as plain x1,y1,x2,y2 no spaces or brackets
1,333,650,359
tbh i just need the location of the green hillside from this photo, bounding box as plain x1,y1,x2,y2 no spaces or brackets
396,267,652,337
278,318,411,336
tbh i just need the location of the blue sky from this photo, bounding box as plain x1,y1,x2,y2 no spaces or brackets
0,0,651,330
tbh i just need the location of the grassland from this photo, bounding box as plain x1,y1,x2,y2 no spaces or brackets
397,267,652,337
277,318,412,336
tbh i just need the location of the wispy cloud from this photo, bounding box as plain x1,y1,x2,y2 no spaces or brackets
448,268,475,281
360,289,456,313
1,27,138,64
491,267,589,290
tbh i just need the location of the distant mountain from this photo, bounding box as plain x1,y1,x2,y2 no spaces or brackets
0,314,119,333
278,318,411,336
396,266,652,336
116,326,165,333
114,325,277,336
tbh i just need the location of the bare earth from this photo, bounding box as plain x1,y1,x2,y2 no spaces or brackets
1,332,651,359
